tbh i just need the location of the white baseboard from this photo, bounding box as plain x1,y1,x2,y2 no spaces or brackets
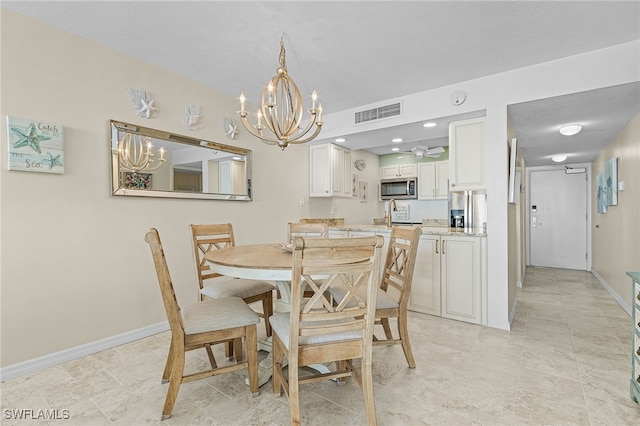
0,321,169,382
591,269,632,316
508,297,518,330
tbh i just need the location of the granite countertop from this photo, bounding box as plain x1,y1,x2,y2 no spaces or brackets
329,224,487,237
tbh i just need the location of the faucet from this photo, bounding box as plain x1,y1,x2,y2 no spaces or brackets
386,199,398,228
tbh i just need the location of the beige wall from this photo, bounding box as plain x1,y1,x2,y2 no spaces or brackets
0,10,381,367
591,114,640,309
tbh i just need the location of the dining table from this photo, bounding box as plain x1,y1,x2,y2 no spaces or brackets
204,242,330,387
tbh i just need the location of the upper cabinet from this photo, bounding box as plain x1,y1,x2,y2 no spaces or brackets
381,163,417,179
449,117,485,191
417,161,449,200
309,143,352,197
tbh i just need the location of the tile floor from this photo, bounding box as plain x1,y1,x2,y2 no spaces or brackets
2,267,639,425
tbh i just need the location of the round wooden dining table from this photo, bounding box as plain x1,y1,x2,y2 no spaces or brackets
204,243,322,387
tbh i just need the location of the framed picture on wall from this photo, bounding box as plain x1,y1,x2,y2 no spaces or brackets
605,157,618,206
6,116,64,174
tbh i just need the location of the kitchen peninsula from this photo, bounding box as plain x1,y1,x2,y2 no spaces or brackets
328,224,487,326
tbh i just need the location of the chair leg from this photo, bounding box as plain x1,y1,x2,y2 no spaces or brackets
262,291,273,337
161,343,185,420
289,355,301,426
272,334,283,396
234,337,243,362
246,324,259,397
361,359,377,426
161,340,174,383
380,317,394,340
225,340,234,360
398,313,416,368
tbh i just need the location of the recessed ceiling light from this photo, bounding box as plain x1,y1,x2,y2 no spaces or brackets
334,138,346,143
559,124,582,136
392,138,403,143
552,154,568,163
391,147,399,152
423,122,437,128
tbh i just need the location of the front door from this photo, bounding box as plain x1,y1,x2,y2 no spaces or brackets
530,169,588,270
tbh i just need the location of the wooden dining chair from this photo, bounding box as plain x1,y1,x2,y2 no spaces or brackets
329,226,422,368
287,222,329,243
270,235,384,425
144,228,259,420
190,223,274,341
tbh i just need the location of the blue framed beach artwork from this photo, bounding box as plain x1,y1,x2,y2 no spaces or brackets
596,173,607,214
6,116,64,174
605,157,618,206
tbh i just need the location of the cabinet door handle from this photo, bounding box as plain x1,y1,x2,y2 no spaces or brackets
442,240,446,255
435,240,439,254
432,189,435,198
451,183,456,187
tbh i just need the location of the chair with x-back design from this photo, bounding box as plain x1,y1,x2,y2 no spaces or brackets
329,225,422,368
190,224,274,359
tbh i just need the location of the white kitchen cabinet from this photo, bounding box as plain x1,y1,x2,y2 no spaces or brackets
449,117,485,191
408,235,441,316
417,161,449,200
381,164,417,179
441,236,483,325
409,234,486,325
309,143,352,197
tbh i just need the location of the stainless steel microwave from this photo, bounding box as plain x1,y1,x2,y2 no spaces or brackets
380,178,417,199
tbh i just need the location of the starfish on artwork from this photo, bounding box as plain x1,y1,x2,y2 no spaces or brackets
10,122,51,154
44,152,63,170
128,88,159,119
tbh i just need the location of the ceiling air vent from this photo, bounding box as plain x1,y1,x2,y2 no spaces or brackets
354,102,401,124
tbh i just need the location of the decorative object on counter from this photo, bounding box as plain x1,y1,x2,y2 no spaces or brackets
127,88,158,119
182,104,203,130
7,116,64,174
354,158,366,171
359,181,368,203
237,34,323,150
223,116,238,139
118,132,166,173
123,172,151,189
605,157,618,206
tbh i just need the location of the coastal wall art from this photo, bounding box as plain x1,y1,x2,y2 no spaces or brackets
7,116,64,174
605,157,618,206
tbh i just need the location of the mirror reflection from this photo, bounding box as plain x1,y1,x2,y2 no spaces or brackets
110,120,252,201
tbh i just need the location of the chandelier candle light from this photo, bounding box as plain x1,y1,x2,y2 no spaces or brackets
118,133,166,173
238,36,323,150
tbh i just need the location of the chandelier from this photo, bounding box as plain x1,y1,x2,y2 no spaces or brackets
238,36,323,150
118,133,166,173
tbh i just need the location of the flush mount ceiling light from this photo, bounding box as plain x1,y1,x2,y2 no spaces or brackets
334,138,346,143
423,122,437,128
559,124,582,136
391,138,403,143
391,147,399,151
238,34,323,150
552,154,568,162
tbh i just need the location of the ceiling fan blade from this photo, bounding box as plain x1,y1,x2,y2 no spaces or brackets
426,146,445,154
424,152,443,158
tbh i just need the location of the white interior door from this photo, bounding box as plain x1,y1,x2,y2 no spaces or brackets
530,169,588,270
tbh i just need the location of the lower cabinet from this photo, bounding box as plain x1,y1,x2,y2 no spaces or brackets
409,234,486,325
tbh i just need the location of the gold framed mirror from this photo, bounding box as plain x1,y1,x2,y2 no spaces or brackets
110,120,252,201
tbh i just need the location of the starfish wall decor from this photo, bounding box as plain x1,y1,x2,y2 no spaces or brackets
6,116,64,174
127,88,158,119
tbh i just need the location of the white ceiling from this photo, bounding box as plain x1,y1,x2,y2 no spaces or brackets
3,1,639,166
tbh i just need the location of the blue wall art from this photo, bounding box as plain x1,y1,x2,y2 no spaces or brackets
605,157,618,206
7,116,64,174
